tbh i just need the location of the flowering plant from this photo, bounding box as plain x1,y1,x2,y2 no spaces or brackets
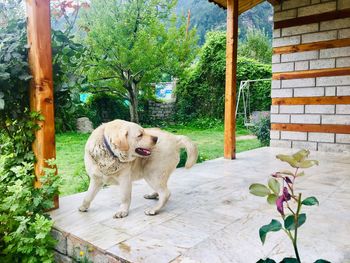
249,149,329,263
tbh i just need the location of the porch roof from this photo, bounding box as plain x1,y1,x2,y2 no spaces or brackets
208,0,267,13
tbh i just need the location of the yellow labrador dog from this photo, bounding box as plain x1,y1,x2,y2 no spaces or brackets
79,119,198,218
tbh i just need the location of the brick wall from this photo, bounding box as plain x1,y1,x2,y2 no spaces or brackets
52,228,123,263
271,0,350,152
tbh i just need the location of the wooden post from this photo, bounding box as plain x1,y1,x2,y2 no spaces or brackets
26,0,58,208
224,0,238,159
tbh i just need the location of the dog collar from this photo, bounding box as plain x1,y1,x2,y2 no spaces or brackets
103,136,117,158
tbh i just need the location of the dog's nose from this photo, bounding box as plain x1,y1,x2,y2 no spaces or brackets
152,136,158,144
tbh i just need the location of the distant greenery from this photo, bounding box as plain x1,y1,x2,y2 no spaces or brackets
57,124,260,196
239,28,273,64
176,0,273,44
176,31,271,121
238,2,273,42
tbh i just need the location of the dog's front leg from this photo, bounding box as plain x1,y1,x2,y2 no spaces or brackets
79,176,103,212
114,171,132,218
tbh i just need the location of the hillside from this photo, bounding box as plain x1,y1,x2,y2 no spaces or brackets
176,0,273,44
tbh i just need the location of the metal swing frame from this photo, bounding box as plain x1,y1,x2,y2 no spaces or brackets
235,78,271,127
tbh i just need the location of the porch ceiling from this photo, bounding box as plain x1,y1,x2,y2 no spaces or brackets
208,0,265,13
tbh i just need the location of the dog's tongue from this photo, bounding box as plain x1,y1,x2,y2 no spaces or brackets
135,148,151,156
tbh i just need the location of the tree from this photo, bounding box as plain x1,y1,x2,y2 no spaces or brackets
238,28,272,64
80,0,198,123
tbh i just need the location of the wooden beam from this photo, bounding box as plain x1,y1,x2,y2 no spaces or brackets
273,67,350,80
208,0,226,9
224,0,238,159
273,38,350,54
208,0,265,14
26,0,58,208
267,0,281,6
239,0,265,14
272,96,350,105
271,123,350,134
274,8,350,29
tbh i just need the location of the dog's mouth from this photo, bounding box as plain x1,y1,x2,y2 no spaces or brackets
135,147,151,156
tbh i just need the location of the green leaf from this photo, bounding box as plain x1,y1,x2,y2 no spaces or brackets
259,219,282,244
249,183,271,197
292,149,310,162
0,72,10,80
0,98,4,110
284,213,307,230
267,194,278,205
276,154,298,168
279,170,294,176
302,196,319,206
298,160,319,168
18,73,32,81
314,260,331,263
256,259,277,263
281,258,299,263
268,178,280,195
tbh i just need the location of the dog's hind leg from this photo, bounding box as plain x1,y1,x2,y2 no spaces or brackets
79,176,103,212
143,174,171,216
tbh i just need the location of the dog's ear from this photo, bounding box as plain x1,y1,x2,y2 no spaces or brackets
113,129,129,151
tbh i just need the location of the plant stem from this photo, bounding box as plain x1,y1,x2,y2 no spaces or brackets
293,193,302,263
293,228,301,263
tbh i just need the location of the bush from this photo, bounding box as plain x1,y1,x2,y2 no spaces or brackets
176,31,271,122
0,114,59,262
52,29,87,133
177,149,208,168
85,93,130,127
252,115,270,146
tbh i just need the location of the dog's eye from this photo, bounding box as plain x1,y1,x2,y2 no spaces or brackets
138,133,143,138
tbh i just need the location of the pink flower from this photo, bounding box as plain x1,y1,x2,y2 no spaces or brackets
276,187,291,215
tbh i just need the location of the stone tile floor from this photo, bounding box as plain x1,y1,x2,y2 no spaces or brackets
50,147,350,263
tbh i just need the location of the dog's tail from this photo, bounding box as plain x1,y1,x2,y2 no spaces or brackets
176,135,198,169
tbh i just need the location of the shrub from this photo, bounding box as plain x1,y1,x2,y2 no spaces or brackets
177,149,208,168
0,114,60,262
85,93,130,127
176,31,271,122
252,115,270,146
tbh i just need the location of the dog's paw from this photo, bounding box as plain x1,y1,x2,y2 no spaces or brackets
78,205,88,212
113,210,128,218
144,208,158,216
144,192,159,200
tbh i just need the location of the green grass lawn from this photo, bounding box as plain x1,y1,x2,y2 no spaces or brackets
56,126,261,196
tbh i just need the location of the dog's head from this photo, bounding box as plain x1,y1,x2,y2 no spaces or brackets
103,120,158,162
